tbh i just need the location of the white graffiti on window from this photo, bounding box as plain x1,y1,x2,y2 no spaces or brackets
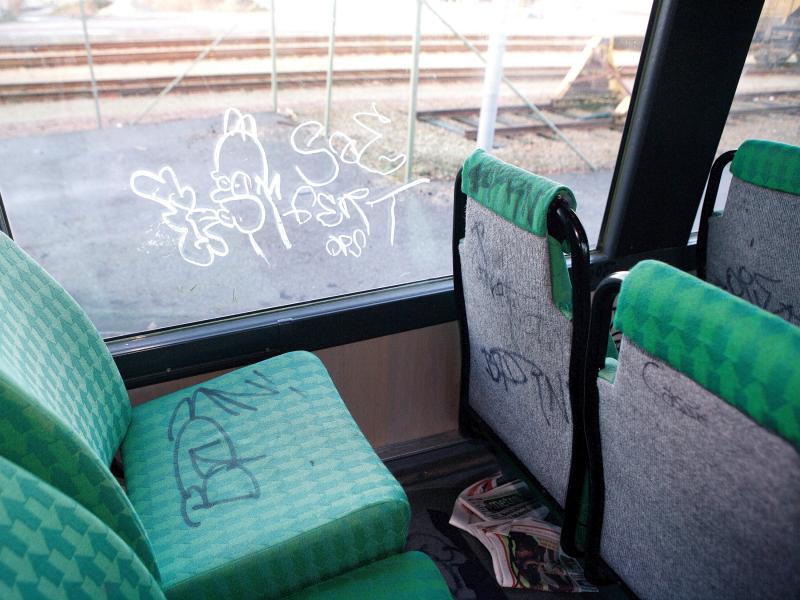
130,106,428,267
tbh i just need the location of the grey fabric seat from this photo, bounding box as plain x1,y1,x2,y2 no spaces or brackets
583,260,800,600
697,139,800,325
453,149,598,555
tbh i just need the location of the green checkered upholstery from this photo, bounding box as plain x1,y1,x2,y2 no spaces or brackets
284,551,452,600
0,232,159,577
614,260,800,451
0,232,130,463
122,351,410,600
730,139,800,195
462,148,577,237
0,456,164,600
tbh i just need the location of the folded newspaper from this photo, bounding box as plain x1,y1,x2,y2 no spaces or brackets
450,473,596,593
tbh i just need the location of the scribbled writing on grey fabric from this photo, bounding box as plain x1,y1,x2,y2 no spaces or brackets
711,265,800,325
470,221,549,347
131,105,429,266
642,361,707,424
481,347,570,427
467,218,570,427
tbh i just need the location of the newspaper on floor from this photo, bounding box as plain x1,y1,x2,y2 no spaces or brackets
450,473,597,593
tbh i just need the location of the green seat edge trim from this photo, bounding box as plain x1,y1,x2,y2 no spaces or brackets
283,552,452,600
0,376,160,581
730,139,800,196
0,455,166,600
461,148,577,238
461,149,577,319
613,260,800,452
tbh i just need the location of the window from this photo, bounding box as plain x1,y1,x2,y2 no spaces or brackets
694,0,800,228
0,0,652,338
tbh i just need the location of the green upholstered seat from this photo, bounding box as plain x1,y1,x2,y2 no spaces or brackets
0,231,159,578
284,551,452,600
457,149,580,507
589,261,800,600
0,455,165,600
122,351,410,600
0,454,451,600
0,231,428,598
454,150,606,554
702,139,800,325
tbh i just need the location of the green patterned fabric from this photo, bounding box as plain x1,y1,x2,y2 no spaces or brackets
461,149,577,238
614,260,800,451
461,149,578,318
0,232,130,464
0,456,164,600
122,351,410,600
284,551,452,600
0,232,159,578
730,139,800,196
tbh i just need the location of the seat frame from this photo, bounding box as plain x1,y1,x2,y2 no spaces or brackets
695,149,737,280
582,271,627,584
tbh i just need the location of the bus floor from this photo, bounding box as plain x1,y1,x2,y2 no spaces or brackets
388,439,631,600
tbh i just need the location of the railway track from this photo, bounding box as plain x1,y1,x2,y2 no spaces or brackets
0,35,643,70
0,65,640,102
418,89,800,140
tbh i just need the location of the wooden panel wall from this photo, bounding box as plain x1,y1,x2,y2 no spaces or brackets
127,322,461,450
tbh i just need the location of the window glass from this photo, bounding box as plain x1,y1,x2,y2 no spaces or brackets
700,0,800,220
0,0,651,337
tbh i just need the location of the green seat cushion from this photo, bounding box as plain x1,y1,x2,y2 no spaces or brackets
284,551,452,600
0,232,159,578
0,232,130,464
614,260,800,451
0,456,164,600
122,351,410,600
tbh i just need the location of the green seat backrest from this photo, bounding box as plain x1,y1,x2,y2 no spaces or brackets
0,232,159,578
0,455,165,600
706,139,800,325
596,260,800,600
458,149,579,506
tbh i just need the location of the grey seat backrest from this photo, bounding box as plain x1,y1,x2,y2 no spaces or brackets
590,260,800,600
704,139,800,325
455,149,588,511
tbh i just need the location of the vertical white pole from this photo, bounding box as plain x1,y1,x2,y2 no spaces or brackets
270,0,278,111
405,0,423,184
324,0,337,136
79,0,102,129
476,0,509,151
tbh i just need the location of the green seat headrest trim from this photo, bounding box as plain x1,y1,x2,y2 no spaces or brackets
730,139,800,196
614,260,800,452
461,149,577,237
